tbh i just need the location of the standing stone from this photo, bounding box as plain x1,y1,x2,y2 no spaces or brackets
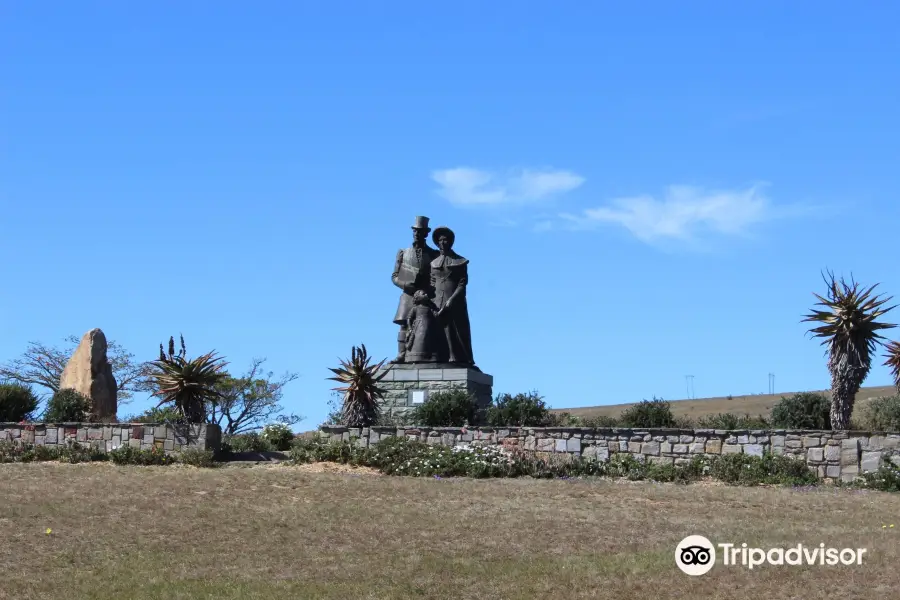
59,329,118,420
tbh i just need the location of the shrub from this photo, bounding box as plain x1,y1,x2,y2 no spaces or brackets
290,435,368,465
261,423,295,450
225,432,273,453
0,382,40,422
771,392,831,430
861,395,900,431
178,448,218,468
619,397,676,428
109,445,176,465
696,413,771,430
707,452,817,486
57,441,107,463
484,391,550,426
122,406,184,424
582,415,620,428
0,440,106,463
43,389,93,422
409,390,480,427
861,463,900,492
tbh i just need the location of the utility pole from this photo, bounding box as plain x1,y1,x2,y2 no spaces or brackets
685,375,695,399
768,373,775,395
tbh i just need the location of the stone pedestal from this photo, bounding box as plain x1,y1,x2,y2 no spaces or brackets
378,363,493,417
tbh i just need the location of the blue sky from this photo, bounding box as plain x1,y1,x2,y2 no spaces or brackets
2,2,899,429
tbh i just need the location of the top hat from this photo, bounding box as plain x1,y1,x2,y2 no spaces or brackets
412,216,431,230
431,226,455,247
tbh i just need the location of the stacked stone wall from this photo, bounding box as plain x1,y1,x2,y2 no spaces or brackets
0,423,220,454
318,426,900,482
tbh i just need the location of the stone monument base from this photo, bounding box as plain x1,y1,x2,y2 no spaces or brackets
378,363,493,418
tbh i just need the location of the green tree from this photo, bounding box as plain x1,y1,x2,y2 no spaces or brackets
0,382,40,421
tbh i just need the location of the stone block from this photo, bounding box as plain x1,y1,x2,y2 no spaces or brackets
673,444,688,454
641,441,660,456
628,441,642,454
566,438,581,452
417,369,444,381
841,465,860,483
128,438,141,449
689,442,705,454
648,456,673,466
441,368,468,380
771,435,785,447
860,451,882,474
537,438,555,451
826,465,841,478
802,436,822,448
807,447,824,462
45,428,58,444
705,439,722,454
824,445,841,462
660,442,672,453
392,369,419,381
722,444,743,454
737,435,750,444
745,444,764,457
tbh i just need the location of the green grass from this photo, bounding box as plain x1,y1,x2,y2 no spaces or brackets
1,462,899,599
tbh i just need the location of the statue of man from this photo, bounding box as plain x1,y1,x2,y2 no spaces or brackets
391,216,439,362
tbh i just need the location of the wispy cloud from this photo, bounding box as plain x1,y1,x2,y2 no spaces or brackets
432,167,584,206
560,184,805,245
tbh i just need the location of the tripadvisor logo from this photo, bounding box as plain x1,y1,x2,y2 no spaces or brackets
675,535,867,575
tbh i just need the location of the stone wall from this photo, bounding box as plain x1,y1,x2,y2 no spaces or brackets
0,423,221,454
377,364,493,416
317,426,900,482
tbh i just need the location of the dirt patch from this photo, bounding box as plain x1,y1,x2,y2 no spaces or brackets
276,461,383,475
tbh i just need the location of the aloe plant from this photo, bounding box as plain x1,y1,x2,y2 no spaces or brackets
803,271,896,429
328,344,388,427
147,335,228,423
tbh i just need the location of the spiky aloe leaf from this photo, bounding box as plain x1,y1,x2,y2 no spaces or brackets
885,340,900,391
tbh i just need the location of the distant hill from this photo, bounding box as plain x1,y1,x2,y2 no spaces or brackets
552,385,898,421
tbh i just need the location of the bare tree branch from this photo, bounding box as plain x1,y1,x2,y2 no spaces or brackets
207,357,303,436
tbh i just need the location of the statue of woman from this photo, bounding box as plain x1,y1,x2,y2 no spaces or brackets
430,226,476,367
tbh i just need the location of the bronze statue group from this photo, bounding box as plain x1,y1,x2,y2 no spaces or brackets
390,216,477,369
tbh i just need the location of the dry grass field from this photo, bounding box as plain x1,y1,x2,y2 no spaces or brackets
1,462,899,600
555,385,897,423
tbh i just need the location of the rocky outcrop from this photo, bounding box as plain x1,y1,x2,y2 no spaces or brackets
59,329,118,420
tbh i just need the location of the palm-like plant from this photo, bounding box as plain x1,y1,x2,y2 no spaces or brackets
328,344,388,427
803,271,896,430
147,335,228,423
884,340,900,392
